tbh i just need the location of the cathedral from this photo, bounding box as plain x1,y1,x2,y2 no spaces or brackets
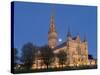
48,14,89,67
32,14,96,69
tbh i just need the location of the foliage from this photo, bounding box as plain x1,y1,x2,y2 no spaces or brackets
21,42,37,69
88,54,93,59
14,48,19,63
57,51,67,67
41,45,54,69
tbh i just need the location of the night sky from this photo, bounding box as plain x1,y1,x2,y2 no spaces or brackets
13,1,97,58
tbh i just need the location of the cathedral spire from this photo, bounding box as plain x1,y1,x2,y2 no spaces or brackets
83,33,87,42
48,11,58,49
67,26,72,37
48,12,56,33
67,26,72,41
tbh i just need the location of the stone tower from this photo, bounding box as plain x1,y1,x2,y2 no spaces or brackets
48,15,58,49
66,28,73,66
81,34,88,65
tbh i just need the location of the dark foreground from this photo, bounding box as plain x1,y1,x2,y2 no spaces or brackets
13,65,97,74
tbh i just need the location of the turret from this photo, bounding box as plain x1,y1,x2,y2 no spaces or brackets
83,33,87,42
76,33,80,43
67,27,72,41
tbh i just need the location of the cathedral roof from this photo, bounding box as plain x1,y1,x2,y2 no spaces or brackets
53,42,66,50
72,37,77,40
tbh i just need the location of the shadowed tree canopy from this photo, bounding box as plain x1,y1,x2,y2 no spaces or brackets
57,51,67,67
88,54,93,59
14,48,19,64
21,42,37,69
41,45,54,69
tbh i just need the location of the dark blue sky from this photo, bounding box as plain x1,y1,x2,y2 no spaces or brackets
13,2,97,58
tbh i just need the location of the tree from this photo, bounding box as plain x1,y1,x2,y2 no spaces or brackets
21,42,37,70
14,48,19,64
13,48,19,70
88,54,93,59
41,45,54,69
57,51,67,68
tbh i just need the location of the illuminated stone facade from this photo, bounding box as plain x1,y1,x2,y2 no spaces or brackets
32,15,96,69
48,15,89,67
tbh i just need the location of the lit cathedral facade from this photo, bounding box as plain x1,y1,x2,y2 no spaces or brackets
48,15,88,66
32,15,96,69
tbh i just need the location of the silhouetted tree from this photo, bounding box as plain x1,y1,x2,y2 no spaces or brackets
88,54,93,59
41,45,54,69
13,48,19,70
21,42,37,70
57,51,67,68
14,48,19,63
